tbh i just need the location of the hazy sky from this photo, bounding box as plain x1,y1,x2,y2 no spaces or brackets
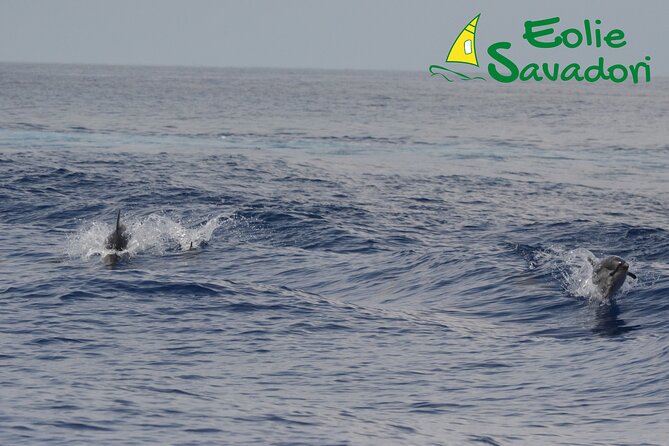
1,0,666,73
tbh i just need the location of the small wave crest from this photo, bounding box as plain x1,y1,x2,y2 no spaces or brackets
66,213,224,260
532,246,638,301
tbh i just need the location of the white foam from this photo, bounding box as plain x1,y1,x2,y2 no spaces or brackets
67,213,225,260
533,246,638,302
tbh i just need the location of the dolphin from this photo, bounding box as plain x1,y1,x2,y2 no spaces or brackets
103,210,130,265
589,255,637,300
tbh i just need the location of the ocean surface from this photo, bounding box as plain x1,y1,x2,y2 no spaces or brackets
1,63,668,445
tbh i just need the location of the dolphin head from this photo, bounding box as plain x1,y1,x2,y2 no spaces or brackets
602,256,628,276
592,255,635,300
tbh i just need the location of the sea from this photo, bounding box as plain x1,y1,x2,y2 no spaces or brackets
1,62,668,445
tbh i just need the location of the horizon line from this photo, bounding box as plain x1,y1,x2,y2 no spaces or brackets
0,59,432,74
2,60,668,78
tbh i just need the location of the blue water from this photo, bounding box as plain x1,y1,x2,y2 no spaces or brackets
1,63,668,445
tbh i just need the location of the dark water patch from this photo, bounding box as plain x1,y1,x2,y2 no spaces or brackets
183,427,223,433
136,386,203,398
284,321,352,334
469,435,503,446
115,281,230,298
12,122,48,131
30,337,89,345
409,401,477,413
52,421,113,432
34,355,68,361
388,423,417,433
68,126,91,132
225,302,293,313
236,414,320,427
58,290,104,301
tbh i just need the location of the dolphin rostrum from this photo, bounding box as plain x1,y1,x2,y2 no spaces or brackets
589,255,637,300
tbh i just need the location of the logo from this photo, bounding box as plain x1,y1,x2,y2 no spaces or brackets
429,14,485,81
430,14,651,84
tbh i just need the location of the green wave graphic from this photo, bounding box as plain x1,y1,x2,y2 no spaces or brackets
429,65,485,81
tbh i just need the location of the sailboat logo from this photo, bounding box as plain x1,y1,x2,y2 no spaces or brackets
429,14,485,81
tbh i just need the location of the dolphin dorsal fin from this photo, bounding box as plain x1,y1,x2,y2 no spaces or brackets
116,210,121,232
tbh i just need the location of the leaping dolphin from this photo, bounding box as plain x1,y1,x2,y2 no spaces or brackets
589,255,637,300
103,210,130,265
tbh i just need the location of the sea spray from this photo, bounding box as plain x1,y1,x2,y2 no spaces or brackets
67,213,225,259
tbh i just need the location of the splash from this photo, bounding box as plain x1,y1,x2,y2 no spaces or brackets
67,213,225,260
533,246,638,302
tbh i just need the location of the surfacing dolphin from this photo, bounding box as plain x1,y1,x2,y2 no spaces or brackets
103,210,130,265
589,255,637,300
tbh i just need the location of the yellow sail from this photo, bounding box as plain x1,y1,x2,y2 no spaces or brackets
446,14,480,66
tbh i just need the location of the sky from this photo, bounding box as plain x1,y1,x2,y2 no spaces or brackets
0,0,667,73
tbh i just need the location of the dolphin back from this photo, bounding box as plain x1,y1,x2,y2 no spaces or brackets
105,210,130,251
